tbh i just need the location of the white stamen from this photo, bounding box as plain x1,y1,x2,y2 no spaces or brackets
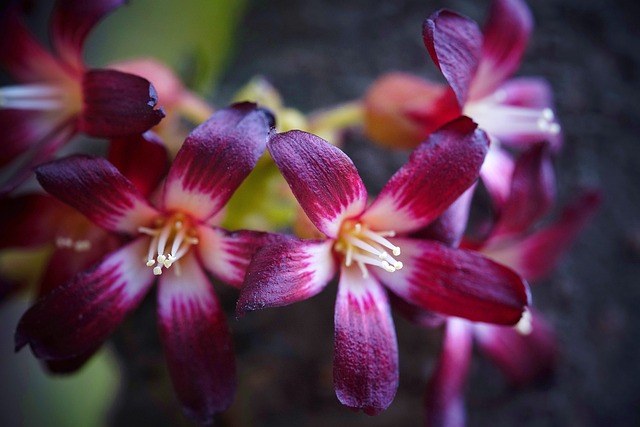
140,216,198,275
55,236,91,252
464,100,561,138
0,84,66,110
515,309,533,335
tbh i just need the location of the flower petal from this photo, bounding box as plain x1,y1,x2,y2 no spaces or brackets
425,318,473,427
378,238,529,325
157,253,235,423
479,144,515,209
107,131,169,197
35,155,159,234
474,309,557,387
268,130,368,238
197,226,280,288
78,69,165,137
237,238,336,316
491,143,555,238
163,103,273,221
362,117,488,234
483,190,601,282
0,194,68,249
15,237,154,359
469,0,533,99
0,7,68,82
423,10,482,106
51,0,126,71
334,265,398,415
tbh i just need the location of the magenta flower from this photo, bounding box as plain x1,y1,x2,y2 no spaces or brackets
15,103,275,423
421,145,601,427
0,0,165,194
238,117,529,415
422,0,562,206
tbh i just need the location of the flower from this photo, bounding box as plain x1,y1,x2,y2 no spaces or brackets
0,0,165,194
419,145,600,427
238,117,530,415
15,103,275,423
364,0,561,207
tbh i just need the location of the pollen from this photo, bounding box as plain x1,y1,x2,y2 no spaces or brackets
138,214,199,276
334,220,403,278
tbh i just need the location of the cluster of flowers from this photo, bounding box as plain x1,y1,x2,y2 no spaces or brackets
0,0,599,425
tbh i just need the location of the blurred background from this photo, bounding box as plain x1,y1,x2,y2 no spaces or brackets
1,0,639,425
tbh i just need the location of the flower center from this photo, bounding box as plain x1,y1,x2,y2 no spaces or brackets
138,214,199,276
464,89,561,140
334,220,403,278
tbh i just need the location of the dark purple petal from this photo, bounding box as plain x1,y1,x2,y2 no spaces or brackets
237,238,336,316
198,226,281,288
470,0,533,99
107,131,169,197
479,145,515,209
483,190,601,282
51,0,126,71
163,103,273,221
79,69,165,137
491,143,555,237
423,10,483,106
0,194,68,249
425,318,473,427
378,238,529,325
15,238,154,359
157,253,235,423
43,347,100,374
268,130,368,238
362,117,488,234
388,292,446,329
0,7,68,82
0,110,58,169
334,266,398,415
35,155,159,234
474,309,557,387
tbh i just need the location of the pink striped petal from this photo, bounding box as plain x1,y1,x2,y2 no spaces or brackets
425,318,473,427
51,0,125,71
470,0,533,100
78,69,165,137
479,145,515,209
107,131,169,197
378,238,529,325
474,309,557,387
497,77,554,109
35,155,159,234
491,143,555,238
423,10,482,106
483,190,601,282
197,226,280,288
334,265,398,415
163,103,273,221
0,7,68,82
15,237,154,360
268,130,368,238
362,117,488,234
237,238,336,316
157,253,235,423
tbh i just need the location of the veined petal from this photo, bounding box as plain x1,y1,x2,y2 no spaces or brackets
268,130,368,238
157,253,235,423
423,10,483,106
334,265,398,415
51,0,126,72
0,7,68,82
483,190,601,282
378,238,529,325
362,117,488,234
15,237,154,359
107,131,169,197
474,309,557,387
479,144,515,209
237,238,336,316
78,69,165,137
491,143,555,238
198,226,280,288
469,0,533,100
163,103,273,221
35,155,160,234
425,318,473,427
